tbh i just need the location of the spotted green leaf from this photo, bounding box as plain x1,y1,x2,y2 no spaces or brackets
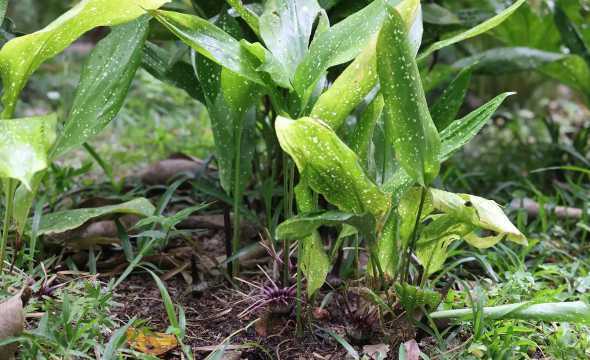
378,6,441,186
0,114,57,190
226,0,260,36
141,41,204,102
259,0,323,78
151,9,264,86
0,0,169,116
382,92,513,199
192,14,261,195
52,17,149,158
293,0,391,101
301,231,331,295
38,198,155,236
440,92,514,159
306,0,422,123
431,67,472,131
276,116,391,223
417,0,526,62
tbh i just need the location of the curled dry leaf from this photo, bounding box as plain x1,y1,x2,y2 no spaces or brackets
0,287,30,360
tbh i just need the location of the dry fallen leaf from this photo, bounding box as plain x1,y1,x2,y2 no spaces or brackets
363,343,390,359
0,290,27,360
126,327,178,356
403,339,421,360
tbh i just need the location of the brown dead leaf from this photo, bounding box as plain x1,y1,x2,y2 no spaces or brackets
126,327,178,356
0,291,26,360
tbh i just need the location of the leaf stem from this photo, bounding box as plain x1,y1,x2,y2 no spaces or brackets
0,179,16,274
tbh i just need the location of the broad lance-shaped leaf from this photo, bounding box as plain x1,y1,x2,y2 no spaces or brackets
0,114,57,190
554,5,590,68
293,0,405,102
301,232,331,295
440,92,514,159
292,180,331,296
192,13,261,195
306,0,422,123
141,42,204,102
38,198,155,236
0,0,169,116
429,188,526,246
430,67,472,131
382,92,513,199
51,16,149,158
276,116,391,223
417,0,526,62
378,6,441,186
259,0,322,78
452,47,566,75
151,9,264,86
349,94,384,168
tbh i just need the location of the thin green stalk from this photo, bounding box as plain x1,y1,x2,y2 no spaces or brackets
232,128,243,277
0,179,16,274
401,186,427,284
282,157,294,286
296,239,303,337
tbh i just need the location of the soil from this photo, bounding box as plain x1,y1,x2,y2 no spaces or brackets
107,227,415,359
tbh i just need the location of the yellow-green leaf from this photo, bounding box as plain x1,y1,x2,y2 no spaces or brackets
430,188,527,246
275,116,390,223
0,0,169,115
0,114,57,189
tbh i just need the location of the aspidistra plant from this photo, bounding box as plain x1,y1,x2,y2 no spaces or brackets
143,0,527,292
0,0,170,270
275,1,527,293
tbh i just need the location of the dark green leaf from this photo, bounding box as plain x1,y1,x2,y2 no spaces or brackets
378,6,441,186
151,9,264,85
453,47,566,75
417,0,526,62
440,92,513,160
141,42,204,102
292,0,388,100
276,211,375,241
52,17,150,158
554,5,590,67
422,3,460,25
431,67,472,131
38,198,156,236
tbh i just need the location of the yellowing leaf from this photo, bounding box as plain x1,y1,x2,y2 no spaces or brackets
126,327,177,356
0,0,169,115
276,116,390,223
430,188,527,246
0,114,57,189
